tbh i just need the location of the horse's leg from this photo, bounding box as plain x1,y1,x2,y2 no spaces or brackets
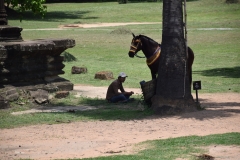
189,68,192,87
151,72,156,80
150,68,157,79
148,65,156,80
150,60,159,80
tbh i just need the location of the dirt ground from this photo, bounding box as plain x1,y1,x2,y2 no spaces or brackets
58,22,161,29
0,84,240,160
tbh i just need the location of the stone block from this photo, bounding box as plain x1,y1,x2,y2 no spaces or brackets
29,89,49,104
0,95,9,109
55,91,69,99
140,79,156,103
51,80,74,91
0,86,19,101
94,71,113,80
71,66,87,74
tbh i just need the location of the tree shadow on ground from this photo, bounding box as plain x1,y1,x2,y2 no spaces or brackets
193,66,240,78
178,96,240,120
48,98,152,121
179,107,240,120
8,9,98,22
70,107,151,121
48,96,240,121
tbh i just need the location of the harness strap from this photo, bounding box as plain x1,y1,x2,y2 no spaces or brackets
146,47,161,66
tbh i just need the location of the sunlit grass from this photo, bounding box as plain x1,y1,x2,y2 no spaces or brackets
2,0,239,129
77,132,240,160
9,1,239,93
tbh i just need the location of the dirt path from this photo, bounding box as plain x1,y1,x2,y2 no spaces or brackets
0,84,240,160
58,22,161,29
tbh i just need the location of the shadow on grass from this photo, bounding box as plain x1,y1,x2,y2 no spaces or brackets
48,95,240,121
62,51,77,62
8,10,98,22
58,108,152,121
193,66,240,78
49,97,153,121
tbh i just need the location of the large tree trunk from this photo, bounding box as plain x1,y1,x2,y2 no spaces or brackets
151,0,196,114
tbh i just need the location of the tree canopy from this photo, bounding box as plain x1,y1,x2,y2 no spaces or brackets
5,0,47,20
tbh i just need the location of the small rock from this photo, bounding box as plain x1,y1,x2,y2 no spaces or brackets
55,91,69,99
0,95,9,109
94,71,113,80
71,66,87,74
29,89,49,104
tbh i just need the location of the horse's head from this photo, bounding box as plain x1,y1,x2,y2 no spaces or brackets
128,33,142,58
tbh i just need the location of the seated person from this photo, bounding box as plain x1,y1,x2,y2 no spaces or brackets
106,72,134,103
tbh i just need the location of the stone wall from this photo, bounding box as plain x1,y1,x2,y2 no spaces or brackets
0,38,75,104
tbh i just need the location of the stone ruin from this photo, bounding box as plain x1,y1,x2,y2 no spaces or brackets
71,66,87,74
0,1,75,108
94,71,114,80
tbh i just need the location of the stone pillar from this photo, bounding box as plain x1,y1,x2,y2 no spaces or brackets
0,0,7,25
0,0,23,41
0,0,76,105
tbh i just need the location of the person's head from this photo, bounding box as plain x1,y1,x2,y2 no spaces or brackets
118,72,128,83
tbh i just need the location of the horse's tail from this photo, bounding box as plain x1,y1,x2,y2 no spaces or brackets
187,47,194,85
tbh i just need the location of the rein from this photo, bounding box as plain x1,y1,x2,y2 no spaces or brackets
134,53,145,58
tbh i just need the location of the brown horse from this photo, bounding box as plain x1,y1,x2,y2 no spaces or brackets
128,34,194,84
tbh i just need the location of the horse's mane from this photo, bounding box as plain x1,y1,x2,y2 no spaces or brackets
138,34,158,44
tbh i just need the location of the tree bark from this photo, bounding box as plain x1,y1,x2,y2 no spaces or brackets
151,0,196,115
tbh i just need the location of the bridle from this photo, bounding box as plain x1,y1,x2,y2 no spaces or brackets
129,35,161,66
129,38,146,58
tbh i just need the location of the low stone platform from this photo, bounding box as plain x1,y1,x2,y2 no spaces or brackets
0,77,74,104
0,34,75,105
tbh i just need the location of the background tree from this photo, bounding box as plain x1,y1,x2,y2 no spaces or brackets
151,0,196,114
226,0,239,3
5,0,47,20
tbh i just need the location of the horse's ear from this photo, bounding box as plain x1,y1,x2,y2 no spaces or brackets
132,33,135,38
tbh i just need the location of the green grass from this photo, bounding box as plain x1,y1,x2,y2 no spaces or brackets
1,0,239,127
1,0,239,122
1,1,240,159
8,0,240,93
70,132,240,160
0,93,152,129
1,1,240,157
9,1,240,29
0,108,152,129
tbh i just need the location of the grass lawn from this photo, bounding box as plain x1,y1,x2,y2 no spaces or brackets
4,0,240,127
1,1,240,159
8,0,240,93
4,0,240,124
79,132,240,160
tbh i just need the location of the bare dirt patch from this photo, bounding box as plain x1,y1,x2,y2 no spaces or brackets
0,84,240,160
